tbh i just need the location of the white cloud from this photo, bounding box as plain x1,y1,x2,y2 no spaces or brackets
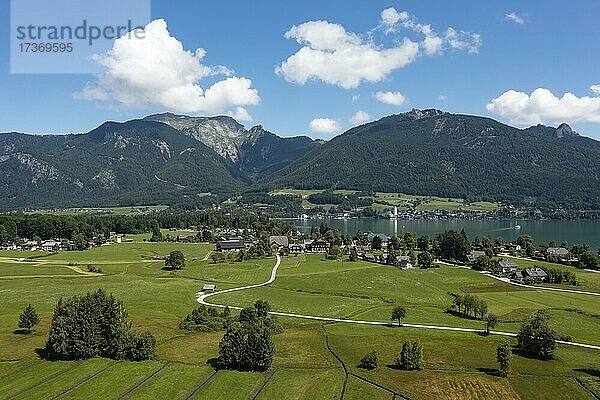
227,107,253,122
310,118,342,134
276,8,480,89
486,87,600,124
350,111,371,125
438,95,448,101
380,7,409,33
276,20,418,89
75,19,260,118
591,84,600,95
379,8,481,55
374,91,407,106
504,12,525,25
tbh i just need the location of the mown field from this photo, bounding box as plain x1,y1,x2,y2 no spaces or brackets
0,246,598,399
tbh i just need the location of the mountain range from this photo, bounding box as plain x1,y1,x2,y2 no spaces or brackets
1,109,599,211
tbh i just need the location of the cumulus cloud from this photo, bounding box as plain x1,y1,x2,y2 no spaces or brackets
504,12,525,25
374,91,407,106
75,19,260,118
310,118,341,134
486,87,600,124
276,8,480,89
438,95,448,101
591,84,600,95
350,111,371,125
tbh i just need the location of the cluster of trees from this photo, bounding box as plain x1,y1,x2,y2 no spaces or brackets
216,301,281,371
45,289,155,361
452,293,488,319
540,267,577,285
179,306,233,332
433,230,470,262
357,341,423,372
396,341,423,370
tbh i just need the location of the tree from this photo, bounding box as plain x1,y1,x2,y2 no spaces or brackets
579,252,599,270
149,224,163,242
417,235,430,251
517,310,558,359
72,232,87,251
391,306,407,326
472,255,490,271
18,304,40,333
371,235,383,251
515,234,535,257
358,350,378,370
496,339,512,377
396,340,423,370
348,249,359,262
417,251,434,269
165,250,185,270
327,245,342,260
485,314,498,334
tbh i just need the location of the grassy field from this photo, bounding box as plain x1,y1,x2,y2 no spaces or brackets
0,246,598,399
269,188,499,212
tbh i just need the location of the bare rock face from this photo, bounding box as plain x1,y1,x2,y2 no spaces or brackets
555,123,578,138
145,113,251,161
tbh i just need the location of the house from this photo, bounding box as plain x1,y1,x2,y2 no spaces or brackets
513,268,548,283
289,244,305,254
546,247,569,257
502,243,521,252
177,235,193,243
268,236,289,250
467,250,486,263
393,255,413,269
307,239,330,253
363,252,377,262
1,241,17,250
20,240,38,251
40,240,61,252
378,253,389,264
495,260,518,274
216,239,246,252
202,284,216,292
351,245,370,255
366,233,389,246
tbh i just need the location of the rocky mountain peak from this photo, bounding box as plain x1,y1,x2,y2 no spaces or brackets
555,123,578,138
144,113,249,161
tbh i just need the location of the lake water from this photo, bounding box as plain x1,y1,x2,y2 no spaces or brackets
295,219,600,250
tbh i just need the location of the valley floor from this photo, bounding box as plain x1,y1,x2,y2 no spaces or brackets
0,244,599,399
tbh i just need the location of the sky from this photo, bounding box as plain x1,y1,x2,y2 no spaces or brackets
1,0,600,139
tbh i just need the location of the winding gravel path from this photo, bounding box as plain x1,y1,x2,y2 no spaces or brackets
197,255,600,351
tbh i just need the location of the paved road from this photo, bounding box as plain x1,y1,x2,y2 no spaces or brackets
485,273,600,296
197,255,600,351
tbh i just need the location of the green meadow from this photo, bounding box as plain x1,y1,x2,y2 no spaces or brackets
0,247,598,399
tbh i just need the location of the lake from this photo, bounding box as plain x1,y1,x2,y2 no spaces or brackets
295,219,600,250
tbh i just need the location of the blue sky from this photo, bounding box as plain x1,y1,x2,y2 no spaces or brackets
1,0,600,139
